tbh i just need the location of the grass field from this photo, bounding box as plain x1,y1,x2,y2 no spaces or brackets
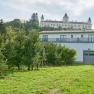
0,65,94,94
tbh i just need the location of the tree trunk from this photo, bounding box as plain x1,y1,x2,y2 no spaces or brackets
36,64,39,70
8,65,11,70
17,65,20,70
41,61,45,67
31,64,34,70
27,65,30,71
0,70,2,77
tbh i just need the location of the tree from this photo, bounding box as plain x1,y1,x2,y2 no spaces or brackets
33,41,41,70
44,43,57,65
2,27,16,69
24,21,32,32
5,19,23,32
63,48,76,65
30,29,40,70
32,52,41,70
59,46,76,65
0,49,5,77
40,45,47,66
0,19,6,33
3,42,15,69
56,45,64,65
14,29,25,70
0,34,5,77
23,29,41,70
0,19,7,43
23,35,33,70
24,20,39,32
43,43,76,66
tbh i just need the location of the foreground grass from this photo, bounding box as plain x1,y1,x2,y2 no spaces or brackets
0,65,94,94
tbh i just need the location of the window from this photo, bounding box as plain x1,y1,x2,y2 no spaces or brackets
60,35,66,41
60,35,66,38
81,35,83,38
71,35,73,38
42,35,48,41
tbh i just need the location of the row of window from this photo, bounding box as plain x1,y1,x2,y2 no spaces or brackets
42,34,94,39
70,35,83,38
41,23,91,29
43,34,84,39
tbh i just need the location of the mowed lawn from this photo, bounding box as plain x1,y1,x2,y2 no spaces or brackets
0,65,94,94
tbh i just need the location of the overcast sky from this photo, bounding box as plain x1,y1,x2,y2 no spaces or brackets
0,0,94,28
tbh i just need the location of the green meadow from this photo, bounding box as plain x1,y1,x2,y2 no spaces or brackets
0,65,94,94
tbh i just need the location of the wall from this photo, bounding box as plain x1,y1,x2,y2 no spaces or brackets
40,32,94,62
58,43,94,62
39,32,94,40
40,21,91,30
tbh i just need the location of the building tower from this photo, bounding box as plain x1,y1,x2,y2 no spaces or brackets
63,13,69,22
31,13,36,20
35,13,38,20
88,17,91,24
31,13,38,21
41,14,44,21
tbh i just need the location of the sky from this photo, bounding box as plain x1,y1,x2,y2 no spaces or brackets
0,0,94,28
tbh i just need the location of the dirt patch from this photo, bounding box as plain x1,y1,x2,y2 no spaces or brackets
4,76,12,80
48,89,61,94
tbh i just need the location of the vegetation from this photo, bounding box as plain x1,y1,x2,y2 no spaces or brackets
44,43,76,66
5,15,39,32
0,18,76,72
5,19,23,31
0,65,94,94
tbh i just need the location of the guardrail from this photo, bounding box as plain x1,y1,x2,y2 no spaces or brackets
40,38,94,43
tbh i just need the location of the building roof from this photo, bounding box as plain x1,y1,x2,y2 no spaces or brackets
40,30,94,34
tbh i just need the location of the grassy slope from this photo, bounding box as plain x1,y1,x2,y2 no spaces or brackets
0,65,94,94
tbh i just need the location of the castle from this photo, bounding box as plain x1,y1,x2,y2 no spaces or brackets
40,13,92,30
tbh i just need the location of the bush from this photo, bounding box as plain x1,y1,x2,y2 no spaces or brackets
43,43,76,66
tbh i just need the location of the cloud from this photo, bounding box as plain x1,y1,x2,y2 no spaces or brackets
0,0,94,28
0,0,93,15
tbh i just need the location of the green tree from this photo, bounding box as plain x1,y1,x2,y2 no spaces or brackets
14,29,25,70
5,19,23,32
25,20,39,32
43,43,76,66
0,19,6,33
3,27,16,69
0,49,5,77
0,34,5,77
32,52,41,70
63,48,76,65
33,42,41,70
0,19,7,43
44,43,57,65
23,34,33,70
58,46,76,65
30,29,40,70
23,29,40,70
40,45,47,66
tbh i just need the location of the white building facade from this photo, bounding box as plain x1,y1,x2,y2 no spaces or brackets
40,13,92,30
39,30,94,62
39,13,94,62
